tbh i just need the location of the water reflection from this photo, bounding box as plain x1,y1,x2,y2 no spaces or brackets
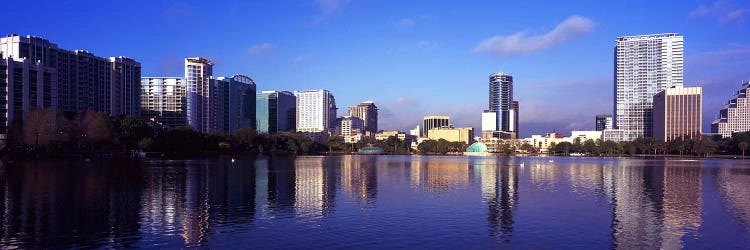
0,157,747,248
607,160,703,249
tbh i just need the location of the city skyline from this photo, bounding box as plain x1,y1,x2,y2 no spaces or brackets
2,0,749,137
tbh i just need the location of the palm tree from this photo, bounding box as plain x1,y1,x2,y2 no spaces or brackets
740,142,748,158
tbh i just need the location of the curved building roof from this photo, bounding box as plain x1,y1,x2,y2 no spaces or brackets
466,142,488,153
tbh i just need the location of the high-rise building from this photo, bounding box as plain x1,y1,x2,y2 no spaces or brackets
295,89,337,139
613,33,684,141
256,91,296,133
214,75,256,133
511,100,519,136
489,72,513,131
712,82,750,138
185,57,214,133
0,35,141,115
652,87,702,142
422,115,450,137
347,101,378,136
596,114,613,131
140,77,187,128
109,56,141,116
0,57,58,137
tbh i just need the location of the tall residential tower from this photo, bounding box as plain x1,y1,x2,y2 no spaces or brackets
348,101,378,136
185,57,213,133
613,33,684,141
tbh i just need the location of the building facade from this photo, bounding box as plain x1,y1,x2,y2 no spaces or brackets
596,114,613,131
185,57,213,133
0,34,141,115
295,90,337,139
422,115,450,137
511,100,519,135
348,101,377,136
428,127,474,144
337,116,364,143
140,77,187,128
613,33,684,141
214,75,256,133
712,82,750,138
489,72,514,132
0,57,58,137
652,87,702,142
109,56,141,116
256,90,296,133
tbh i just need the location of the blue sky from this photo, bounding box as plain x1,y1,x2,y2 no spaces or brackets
5,0,750,137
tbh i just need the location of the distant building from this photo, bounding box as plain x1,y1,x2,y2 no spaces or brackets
0,57,58,137
348,101,378,136
256,90,296,133
712,82,750,138
376,130,417,145
140,77,187,128
214,75,256,133
613,33,684,141
567,131,603,143
511,101,519,136
409,125,421,137
337,116,364,143
423,115,450,137
523,132,566,153
428,127,474,144
296,89,337,140
185,57,214,133
595,114,612,131
481,111,497,132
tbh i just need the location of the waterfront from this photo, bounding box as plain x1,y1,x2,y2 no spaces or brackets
0,156,748,248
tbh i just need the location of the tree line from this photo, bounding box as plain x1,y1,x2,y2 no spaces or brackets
545,134,750,157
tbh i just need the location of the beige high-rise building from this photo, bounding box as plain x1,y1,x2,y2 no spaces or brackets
348,101,378,136
652,87,702,142
712,82,750,138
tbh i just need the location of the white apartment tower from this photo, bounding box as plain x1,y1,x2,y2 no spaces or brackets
613,33,683,141
141,77,187,128
712,82,750,138
185,57,214,133
296,89,337,136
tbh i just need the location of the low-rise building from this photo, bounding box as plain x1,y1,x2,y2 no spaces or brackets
428,127,474,144
523,132,566,153
566,130,603,143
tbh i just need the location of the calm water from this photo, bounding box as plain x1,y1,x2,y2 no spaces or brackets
0,156,749,249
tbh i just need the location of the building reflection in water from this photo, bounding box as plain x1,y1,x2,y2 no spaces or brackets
568,163,604,194
607,159,702,250
529,160,559,189
474,157,518,241
0,160,144,248
294,157,336,220
410,157,470,193
263,157,297,217
717,167,750,227
340,155,377,207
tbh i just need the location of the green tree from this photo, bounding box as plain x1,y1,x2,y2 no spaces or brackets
117,116,153,150
740,141,748,157
583,139,597,155
326,135,346,152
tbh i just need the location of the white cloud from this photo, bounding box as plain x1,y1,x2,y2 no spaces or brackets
690,0,746,23
247,43,277,56
396,18,416,27
473,15,594,56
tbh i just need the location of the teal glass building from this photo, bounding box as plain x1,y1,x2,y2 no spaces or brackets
256,91,296,133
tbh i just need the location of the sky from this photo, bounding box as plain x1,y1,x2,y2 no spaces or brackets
4,0,750,137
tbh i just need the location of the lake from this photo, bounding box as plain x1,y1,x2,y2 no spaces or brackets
0,155,748,249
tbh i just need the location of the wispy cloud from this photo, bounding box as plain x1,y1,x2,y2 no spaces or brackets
473,15,594,56
691,0,746,23
415,40,438,50
395,18,416,27
688,43,750,65
314,0,348,22
247,43,278,56
293,55,313,66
